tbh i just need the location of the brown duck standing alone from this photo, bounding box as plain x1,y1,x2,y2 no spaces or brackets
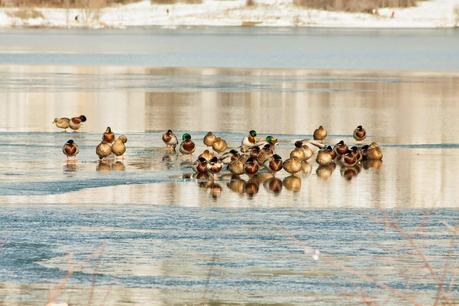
103,127,115,143
313,125,327,141
62,139,79,159
162,129,178,150
353,125,367,141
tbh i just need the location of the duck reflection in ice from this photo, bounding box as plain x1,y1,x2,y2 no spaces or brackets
96,160,125,172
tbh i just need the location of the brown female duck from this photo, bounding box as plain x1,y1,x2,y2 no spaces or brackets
203,131,217,147
313,125,327,141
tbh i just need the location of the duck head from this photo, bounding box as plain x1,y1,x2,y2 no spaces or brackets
182,133,192,141
79,115,87,122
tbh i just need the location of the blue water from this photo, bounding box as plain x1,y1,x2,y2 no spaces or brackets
0,28,458,70
1,205,458,304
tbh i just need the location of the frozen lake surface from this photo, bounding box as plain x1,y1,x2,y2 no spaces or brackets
0,28,459,305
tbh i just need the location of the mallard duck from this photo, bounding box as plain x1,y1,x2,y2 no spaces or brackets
53,117,70,131
208,156,223,175
203,132,217,147
302,143,314,161
283,157,302,174
212,137,228,153
249,146,261,160
313,125,327,141
267,154,283,173
257,144,274,165
353,125,367,141
244,157,259,175
366,142,383,160
241,130,257,148
102,127,115,143
333,140,348,156
316,148,333,166
193,157,208,174
327,145,337,160
220,149,240,164
62,139,79,159
290,141,306,161
198,149,215,162
228,158,244,175
69,115,87,131
96,141,112,160
179,133,195,155
350,146,362,162
111,135,127,157
162,129,178,150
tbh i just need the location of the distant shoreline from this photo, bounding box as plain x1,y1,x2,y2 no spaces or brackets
0,0,457,29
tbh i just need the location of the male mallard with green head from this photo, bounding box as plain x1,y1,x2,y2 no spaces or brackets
242,130,257,148
62,139,79,159
179,133,195,155
162,129,178,151
353,125,367,142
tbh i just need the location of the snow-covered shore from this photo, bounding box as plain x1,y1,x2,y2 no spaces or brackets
0,0,457,28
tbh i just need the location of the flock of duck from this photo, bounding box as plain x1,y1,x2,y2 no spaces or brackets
161,125,383,176
56,115,383,194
